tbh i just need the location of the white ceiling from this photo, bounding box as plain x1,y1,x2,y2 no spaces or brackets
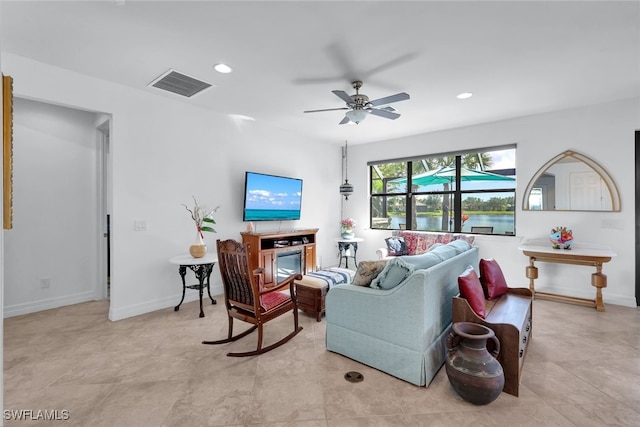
2,1,639,145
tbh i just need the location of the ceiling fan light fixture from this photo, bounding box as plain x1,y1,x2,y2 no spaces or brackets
345,109,368,124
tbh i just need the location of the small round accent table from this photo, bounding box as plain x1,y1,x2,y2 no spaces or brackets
335,237,364,269
169,254,218,318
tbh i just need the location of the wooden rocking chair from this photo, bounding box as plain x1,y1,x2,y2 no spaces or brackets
203,239,303,357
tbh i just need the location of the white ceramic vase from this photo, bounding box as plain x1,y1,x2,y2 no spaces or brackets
189,231,207,258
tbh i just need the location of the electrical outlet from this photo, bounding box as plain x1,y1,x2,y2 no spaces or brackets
134,220,147,231
40,278,51,289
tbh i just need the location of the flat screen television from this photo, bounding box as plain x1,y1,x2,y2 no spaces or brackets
243,171,303,221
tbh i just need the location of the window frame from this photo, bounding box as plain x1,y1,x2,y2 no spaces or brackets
369,146,516,235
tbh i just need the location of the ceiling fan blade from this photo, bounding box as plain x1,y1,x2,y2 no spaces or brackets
369,108,401,120
293,76,345,85
332,90,354,104
338,116,350,125
304,107,349,113
369,92,410,107
365,53,418,77
293,43,358,86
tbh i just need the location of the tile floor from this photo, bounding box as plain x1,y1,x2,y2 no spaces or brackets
3,296,640,426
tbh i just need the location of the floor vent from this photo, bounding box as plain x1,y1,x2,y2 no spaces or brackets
344,371,364,383
148,69,213,98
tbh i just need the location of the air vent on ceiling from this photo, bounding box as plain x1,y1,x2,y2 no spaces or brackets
148,69,213,98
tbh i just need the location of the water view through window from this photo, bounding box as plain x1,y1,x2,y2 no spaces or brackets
370,147,516,235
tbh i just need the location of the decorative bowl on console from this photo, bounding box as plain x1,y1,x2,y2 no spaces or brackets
550,226,573,249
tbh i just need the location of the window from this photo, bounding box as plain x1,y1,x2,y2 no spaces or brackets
370,147,516,235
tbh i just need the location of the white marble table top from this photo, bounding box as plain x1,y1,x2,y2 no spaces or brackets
518,239,616,258
169,253,218,265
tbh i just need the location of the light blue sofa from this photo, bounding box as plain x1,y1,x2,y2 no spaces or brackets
325,241,479,386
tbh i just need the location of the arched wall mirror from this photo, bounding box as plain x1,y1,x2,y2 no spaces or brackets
522,150,621,212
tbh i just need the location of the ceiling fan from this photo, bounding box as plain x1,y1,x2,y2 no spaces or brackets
303,80,410,125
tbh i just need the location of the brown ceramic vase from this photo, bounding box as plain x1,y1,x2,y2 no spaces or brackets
445,322,505,405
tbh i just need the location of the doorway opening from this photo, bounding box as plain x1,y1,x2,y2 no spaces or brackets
635,130,640,306
97,120,111,300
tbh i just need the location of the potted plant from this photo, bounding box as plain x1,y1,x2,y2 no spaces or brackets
183,196,219,258
341,218,356,239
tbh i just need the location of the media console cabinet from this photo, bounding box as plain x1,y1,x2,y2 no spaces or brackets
241,229,318,287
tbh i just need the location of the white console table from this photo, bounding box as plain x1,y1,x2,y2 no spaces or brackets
518,240,616,312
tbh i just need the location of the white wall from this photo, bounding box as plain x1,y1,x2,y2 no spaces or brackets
3,99,100,316
3,53,343,321
346,98,640,308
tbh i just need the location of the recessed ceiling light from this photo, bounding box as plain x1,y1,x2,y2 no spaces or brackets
457,92,473,99
214,63,232,74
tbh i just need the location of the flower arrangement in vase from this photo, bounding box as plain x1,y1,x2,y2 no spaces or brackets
341,218,356,239
183,196,219,258
550,226,573,250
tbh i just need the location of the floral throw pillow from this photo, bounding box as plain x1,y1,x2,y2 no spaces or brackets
352,260,388,287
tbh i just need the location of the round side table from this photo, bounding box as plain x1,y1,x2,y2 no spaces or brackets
335,237,364,269
169,254,218,318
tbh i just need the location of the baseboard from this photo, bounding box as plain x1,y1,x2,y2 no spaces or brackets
534,285,637,308
108,283,223,321
600,294,637,308
3,291,96,318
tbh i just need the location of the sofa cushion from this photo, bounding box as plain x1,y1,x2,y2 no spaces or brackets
429,244,459,262
352,260,388,287
370,257,415,290
447,239,472,254
479,258,509,300
385,236,409,256
399,251,441,270
458,265,486,318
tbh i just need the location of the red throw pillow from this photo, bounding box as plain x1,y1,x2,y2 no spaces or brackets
479,258,509,300
458,265,486,318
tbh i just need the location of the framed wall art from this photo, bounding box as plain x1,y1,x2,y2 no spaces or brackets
3,74,13,230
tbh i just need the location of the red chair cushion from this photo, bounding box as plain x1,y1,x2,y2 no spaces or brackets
260,291,291,312
479,258,509,300
458,265,486,319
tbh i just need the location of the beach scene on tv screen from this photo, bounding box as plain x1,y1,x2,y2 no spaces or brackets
244,173,302,221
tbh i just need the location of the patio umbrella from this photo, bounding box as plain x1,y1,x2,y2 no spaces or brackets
389,166,515,231
392,166,515,187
